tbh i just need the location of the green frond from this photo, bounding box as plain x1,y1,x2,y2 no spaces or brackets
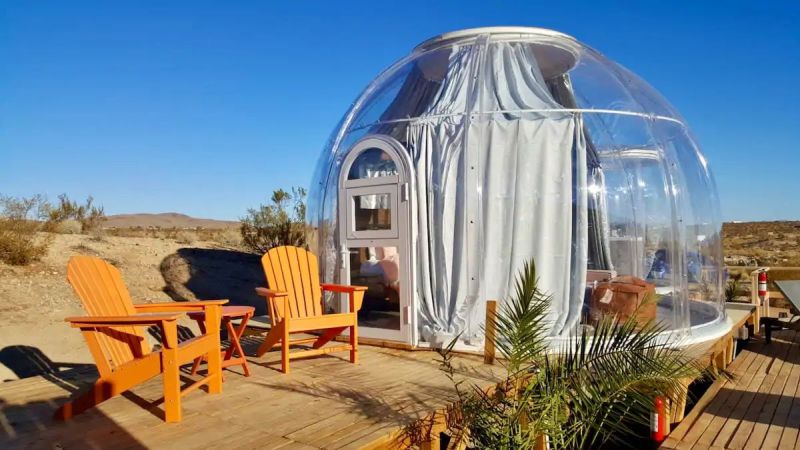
441,258,717,449
491,260,551,375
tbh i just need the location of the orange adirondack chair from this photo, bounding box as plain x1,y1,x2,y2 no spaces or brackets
57,255,228,423
255,246,366,374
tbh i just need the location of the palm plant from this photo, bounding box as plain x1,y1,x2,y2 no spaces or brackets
439,260,711,449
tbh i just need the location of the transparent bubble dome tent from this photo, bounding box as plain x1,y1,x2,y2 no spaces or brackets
308,27,729,349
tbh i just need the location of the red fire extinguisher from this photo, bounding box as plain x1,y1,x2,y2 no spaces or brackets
759,270,768,315
651,396,667,444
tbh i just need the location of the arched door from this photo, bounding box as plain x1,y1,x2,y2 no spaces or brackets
338,136,412,343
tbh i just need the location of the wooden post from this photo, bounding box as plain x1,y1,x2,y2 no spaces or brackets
714,348,727,372
669,378,692,423
726,336,735,365
750,269,761,333
484,300,497,365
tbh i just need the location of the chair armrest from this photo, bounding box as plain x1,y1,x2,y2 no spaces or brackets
65,313,182,327
321,284,366,313
255,288,289,298
255,288,290,322
66,314,185,348
133,300,228,312
320,284,368,293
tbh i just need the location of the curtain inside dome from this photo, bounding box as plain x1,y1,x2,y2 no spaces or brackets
399,39,589,341
309,29,729,347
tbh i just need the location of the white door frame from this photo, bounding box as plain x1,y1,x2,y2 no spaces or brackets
338,135,414,344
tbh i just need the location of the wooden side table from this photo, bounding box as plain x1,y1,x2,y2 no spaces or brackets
188,305,255,377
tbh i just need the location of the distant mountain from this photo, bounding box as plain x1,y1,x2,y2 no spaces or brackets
103,213,238,229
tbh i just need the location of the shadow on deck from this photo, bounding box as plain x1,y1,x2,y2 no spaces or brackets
0,340,502,449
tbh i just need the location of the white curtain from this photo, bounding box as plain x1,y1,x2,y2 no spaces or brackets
405,39,589,341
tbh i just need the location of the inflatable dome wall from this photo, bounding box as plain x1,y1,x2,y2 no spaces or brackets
307,27,728,348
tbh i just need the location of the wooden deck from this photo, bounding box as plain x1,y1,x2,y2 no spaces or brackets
0,338,502,449
662,329,800,450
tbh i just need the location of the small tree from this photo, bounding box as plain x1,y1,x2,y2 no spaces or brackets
0,195,53,265
240,187,307,254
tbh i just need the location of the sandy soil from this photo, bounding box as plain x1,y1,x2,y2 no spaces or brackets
0,233,264,382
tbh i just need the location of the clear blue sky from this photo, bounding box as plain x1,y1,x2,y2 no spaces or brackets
1,1,798,221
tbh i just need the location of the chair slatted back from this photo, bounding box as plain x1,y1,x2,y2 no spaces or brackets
261,246,322,321
66,256,149,371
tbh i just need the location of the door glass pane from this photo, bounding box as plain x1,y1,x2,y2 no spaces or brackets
347,148,398,180
349,246,401,330
353,194,391,231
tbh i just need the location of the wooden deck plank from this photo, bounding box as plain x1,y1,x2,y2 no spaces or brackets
719,331,797,449
335,423,402,449
745,332,800,448
660,343,758,449
673,332,761,450
668,338,765,450
691,332,784,448
312,419,386,449
662,329,800,450
777,355,800,449
0,345,502,449
739,331,799,449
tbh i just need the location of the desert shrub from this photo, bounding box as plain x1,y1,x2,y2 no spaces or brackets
56,219,83,234
107,226,147,238
240,187,306,254
208,227,242,248
87,227,107,242
174,230,197,245
46,194,106,233
0,195,53,265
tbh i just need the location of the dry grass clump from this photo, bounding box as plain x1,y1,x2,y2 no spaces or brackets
107,225,242,248
106,226,147,238
174,230,197,245
0,223,51,265
56,219,83,234
205,227,241,247
107,226,178,240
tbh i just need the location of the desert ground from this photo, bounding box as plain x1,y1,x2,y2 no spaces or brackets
0,219,797,382
723,221,800,266
0,220,266,382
